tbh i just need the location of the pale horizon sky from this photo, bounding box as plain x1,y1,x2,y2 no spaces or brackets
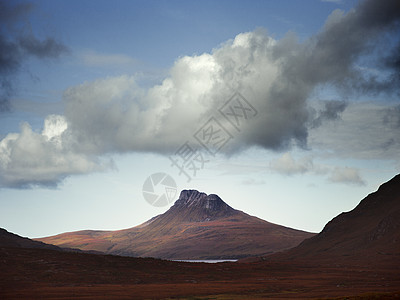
0,0,399,238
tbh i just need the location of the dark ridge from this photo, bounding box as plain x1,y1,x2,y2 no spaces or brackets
265,173,400,265
0,228,61,250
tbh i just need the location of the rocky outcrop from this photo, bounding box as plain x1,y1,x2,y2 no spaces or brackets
167,190,237,222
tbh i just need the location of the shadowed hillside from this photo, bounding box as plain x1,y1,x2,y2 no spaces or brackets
0,228,61,251
264,174,400,266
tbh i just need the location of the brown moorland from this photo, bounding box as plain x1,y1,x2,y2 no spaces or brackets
0,246,399,299
1,174,400,299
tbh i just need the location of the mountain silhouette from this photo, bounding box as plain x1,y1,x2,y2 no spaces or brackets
265,174,400,266
37,189,314,259
0,228,61,250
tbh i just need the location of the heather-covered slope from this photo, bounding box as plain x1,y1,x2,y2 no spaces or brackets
0,228,61,251
38,190,314,259
266,174,400,266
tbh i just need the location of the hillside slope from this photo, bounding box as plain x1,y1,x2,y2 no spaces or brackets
38,190,314,259
0,228,61,251
265,174,400,266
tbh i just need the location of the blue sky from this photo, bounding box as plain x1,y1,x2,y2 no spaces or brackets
0,0,399,238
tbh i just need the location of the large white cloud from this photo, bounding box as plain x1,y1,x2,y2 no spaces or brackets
63,31,286,154
0,115,107,188
1,0,399,188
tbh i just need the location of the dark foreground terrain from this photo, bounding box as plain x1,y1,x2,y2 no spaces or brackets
1,246,399,299
2,174,400,299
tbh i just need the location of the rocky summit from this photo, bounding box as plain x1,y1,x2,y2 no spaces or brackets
168,190,237,222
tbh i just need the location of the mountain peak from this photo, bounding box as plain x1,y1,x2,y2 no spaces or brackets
177,189,222,204
176,189,229,208
170,189,237,222
37,188,315,259
178,190,207,204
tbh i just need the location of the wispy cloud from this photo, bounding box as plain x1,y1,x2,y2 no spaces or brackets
269,153,313,176
79,50,136,67
241,178,266,185
213,162,268,176
329,167,366,186
311,100,348,128
0,0,69,112
321,0,342,3
309,102,400,160
269,152,366,186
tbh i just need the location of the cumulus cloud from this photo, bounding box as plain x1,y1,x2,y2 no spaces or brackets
61,0,400,155
0,115,108,188
329,167,366,186
269,152,313,175
1,0,399,188
0,0,69,112
309,0,400,94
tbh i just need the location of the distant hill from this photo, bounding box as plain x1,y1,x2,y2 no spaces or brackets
37,190,314,259
265,174,400,266
0,228,102,255
0,228,61,251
